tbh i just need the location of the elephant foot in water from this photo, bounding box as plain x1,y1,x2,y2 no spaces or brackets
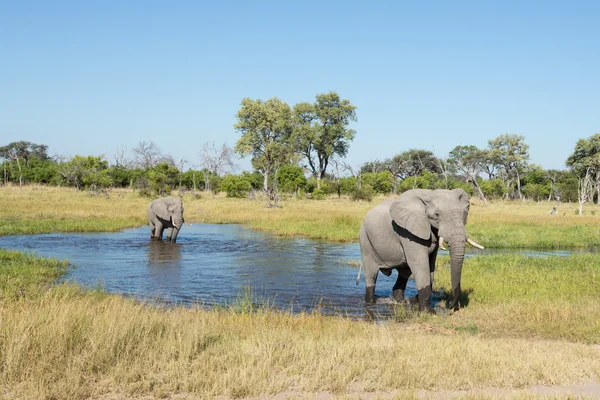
408,287,436,314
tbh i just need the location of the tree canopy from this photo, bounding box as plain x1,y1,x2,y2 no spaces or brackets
234,97,294,192
293,91,356,188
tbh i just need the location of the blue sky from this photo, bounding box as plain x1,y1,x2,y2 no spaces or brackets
1,1,598,171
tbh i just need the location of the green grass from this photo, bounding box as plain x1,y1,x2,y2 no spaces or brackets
433,254,600,343
0,249,70,301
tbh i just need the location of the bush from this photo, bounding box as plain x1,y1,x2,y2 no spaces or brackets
220,174,252,198
311,188,327,200
350,184,374,201
361,171,394,194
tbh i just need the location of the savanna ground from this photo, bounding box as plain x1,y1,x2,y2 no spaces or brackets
1,186,600,399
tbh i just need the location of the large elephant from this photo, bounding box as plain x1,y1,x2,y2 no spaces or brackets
358,188,482,312
147,197,185,243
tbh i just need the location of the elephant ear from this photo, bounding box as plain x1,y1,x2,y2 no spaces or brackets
389,193,431,241
151,198,172,221
453,188,470,225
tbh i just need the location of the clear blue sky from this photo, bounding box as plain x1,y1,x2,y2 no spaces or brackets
1,1,598,171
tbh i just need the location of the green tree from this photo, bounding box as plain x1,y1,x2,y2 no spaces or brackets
23,157,60,185
382,149,440,192
361,171,394,194
220,174,253,198
488,134,530,201
277,164,307,195
234,97,294,193
109,165,134,188
293,91,357,188
58,155,112,190
147,162,180,196
0,141,50,188
448,145,488,204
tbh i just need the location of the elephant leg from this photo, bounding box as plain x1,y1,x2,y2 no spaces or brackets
363,264,379,305
406,251,434,313
429,248,438,291
361,258,381,305
154,220,165,240
149,222,155,239
360,226,380,305
392,267,411,303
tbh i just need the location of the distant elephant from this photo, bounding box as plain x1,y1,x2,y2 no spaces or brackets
147,197,185,243
358,188,483,312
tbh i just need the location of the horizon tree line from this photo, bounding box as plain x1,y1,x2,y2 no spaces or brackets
1,103,599,213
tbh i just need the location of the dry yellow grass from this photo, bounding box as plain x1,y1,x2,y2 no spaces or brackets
2,287,600,399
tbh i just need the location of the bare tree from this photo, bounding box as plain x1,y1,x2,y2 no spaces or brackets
545,169,560,201
199,142,237,192
132,141,164,169
178,158,187,190
113,145,131,168
330,157,343,198
578,166,595,215
435,157,451,189
342,162,362,190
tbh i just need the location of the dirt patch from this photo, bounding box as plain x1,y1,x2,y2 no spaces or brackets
230,382,600,399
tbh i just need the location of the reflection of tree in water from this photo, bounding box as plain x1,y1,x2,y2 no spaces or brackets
146,241,183,288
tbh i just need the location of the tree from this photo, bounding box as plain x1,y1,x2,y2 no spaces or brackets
0,141,49,189
448,145,488,204
234,97,294,193
293,92,357,188
566,133,600,204
132,141,166,170
577,166,594,215
147,162,180,196
360,160,387,174
278,164,307,196
199,142,237,192
488,134,530,200
113,145,131,168
58,155,112,190
220,174,253,198
545,169,561,201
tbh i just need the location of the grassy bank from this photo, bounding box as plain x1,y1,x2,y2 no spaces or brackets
433,253,600,343
1,249,600,398
2,186,600,247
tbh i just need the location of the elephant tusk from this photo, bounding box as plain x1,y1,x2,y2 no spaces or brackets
438,236,447,251
467,238,484,249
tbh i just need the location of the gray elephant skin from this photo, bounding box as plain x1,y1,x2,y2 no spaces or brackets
359,188,479,313
147,197,185,243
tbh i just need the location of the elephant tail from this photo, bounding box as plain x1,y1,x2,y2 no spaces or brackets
356,262,362,286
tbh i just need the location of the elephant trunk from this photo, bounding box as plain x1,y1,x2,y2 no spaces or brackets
446,233,466,311
171,217,184,243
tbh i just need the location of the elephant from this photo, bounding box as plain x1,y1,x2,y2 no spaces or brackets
147,197,185,243
358,188,483,313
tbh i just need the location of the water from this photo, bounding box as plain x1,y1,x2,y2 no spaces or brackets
0,224,587,317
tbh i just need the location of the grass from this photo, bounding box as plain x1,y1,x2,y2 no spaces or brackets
432,253,600,343
3,186,600,248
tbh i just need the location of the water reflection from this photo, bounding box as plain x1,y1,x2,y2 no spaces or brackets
147,240,183,291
